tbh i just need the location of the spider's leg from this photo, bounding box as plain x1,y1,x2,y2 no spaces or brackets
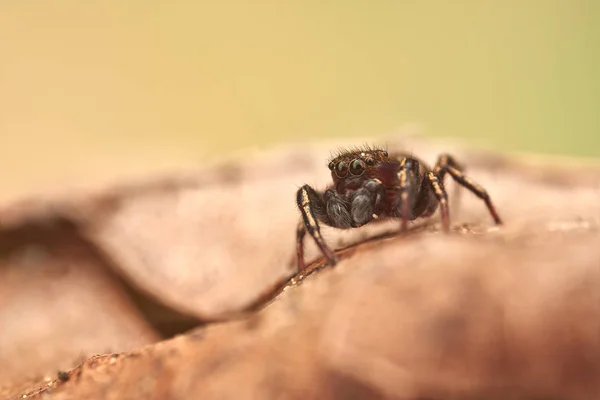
296,185,339,272
434,154,503,225
396,157,421,231
432,154,456,180
295,220,307,271
432,154,462,216
424,171,451,231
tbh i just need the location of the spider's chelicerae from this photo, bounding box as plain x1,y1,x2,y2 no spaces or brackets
295,147,503,272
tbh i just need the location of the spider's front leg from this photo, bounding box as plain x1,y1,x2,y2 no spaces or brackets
393,157,421,231
295,179,384,272
295,185,349,272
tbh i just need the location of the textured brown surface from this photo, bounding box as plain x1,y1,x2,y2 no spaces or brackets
1,136,599,399
11,224,600,400
0,219,159,396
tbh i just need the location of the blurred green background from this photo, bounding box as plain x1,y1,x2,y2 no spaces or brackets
1,1,598,196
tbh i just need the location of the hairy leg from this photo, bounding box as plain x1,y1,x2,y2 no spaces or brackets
295,185,340,272
394,157,421,231
295,179,386,271
433,154,503,225
424,171,451,231
295,220,307,271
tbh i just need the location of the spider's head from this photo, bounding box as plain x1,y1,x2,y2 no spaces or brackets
328,147,397,193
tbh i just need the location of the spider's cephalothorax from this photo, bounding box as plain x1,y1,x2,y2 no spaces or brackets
295,147,503,271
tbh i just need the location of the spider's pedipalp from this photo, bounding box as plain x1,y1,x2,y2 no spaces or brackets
324,189,353,229
348,178,386,227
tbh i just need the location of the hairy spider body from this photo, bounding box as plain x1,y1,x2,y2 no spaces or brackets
295,147,503,271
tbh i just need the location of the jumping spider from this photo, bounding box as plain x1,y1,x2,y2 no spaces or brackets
295,147,503,272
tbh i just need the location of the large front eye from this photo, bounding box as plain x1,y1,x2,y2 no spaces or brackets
350,159,366,175
335,161,348,178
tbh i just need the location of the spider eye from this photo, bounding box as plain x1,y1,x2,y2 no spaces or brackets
350,159,366,176
365,157,375,166
335,161,348,178
382,151,389,157
328,161,335,170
